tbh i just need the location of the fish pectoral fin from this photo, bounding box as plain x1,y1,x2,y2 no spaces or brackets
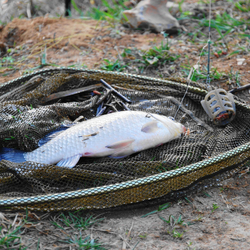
56,154,81,168
109,147,135,159
106,139,135,149
141,120,160,133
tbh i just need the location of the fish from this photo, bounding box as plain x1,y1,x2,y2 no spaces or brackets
0,111,187,168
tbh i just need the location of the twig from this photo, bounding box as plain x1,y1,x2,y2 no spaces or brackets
100,79,132,103
41,84,102,103
132,241,140,250
229,83,250,94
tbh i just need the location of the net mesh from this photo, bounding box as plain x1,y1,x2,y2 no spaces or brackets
0,68,250,211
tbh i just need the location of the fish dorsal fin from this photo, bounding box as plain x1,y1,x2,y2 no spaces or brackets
106,139,135,149
141,120,160,133
38,124,73,146
56,154,81,168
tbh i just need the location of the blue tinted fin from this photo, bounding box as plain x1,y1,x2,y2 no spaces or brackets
56,154,81,168
0,148,26,163
38,124,74,146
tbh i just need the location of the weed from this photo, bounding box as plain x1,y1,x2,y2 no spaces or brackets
86,0,129,23
100,40,179,73
228,67,241,86
0,56,15,68
158,214,193,239
142,41,179,67
199,12,250,41
203,192,212,197
141,202,171,217
211,203,219,213
53,213,104,230
235,1,250,12
138,233,147,239
159,214,192,227
181,62,225,83
171,228,184,238
0,226,22,248
101,59,127,72
51,213,106,249
184,197,192,204
62,234,107,250
71,0,84,16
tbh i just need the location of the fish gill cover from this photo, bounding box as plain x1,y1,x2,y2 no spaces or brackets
0,67,250,211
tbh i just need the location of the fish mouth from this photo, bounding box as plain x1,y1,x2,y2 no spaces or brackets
182,125,190,136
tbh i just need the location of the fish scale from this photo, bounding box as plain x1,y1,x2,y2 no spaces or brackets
1,111,186,168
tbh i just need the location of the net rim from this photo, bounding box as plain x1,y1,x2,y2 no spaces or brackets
0,140,249,207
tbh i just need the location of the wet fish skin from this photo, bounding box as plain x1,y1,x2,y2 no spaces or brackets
0,111,186,168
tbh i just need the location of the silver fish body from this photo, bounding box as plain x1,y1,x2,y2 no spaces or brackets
4,111,186,168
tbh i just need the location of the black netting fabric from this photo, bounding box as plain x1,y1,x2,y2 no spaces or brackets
0,68,249,211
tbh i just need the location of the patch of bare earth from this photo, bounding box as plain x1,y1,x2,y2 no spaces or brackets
1,16,250,87
0,16,164,83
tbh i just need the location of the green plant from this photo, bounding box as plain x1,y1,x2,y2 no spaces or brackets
101,58,128,71
0,226,22,248
51,213,106,249
61,234,107,250
181,61,225,83
199,12,250,41
211,203,219,213
0,56,14,68
158,214,193,239
228,67,241,86
142,41,179,66
235,0,250,12
159,214,193,227
141,202,171,217
138,233,147,239
86,0,129,22
71,0,84,16
171,229,184,238
118,41,179,73
52,213,104,230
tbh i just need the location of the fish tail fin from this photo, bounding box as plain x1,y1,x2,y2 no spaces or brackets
0,148,26,163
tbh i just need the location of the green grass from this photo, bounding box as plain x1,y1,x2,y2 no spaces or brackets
141,203,171,218
86,0,129,22
181,63,225,83
0,55,15,69
211,203,219,213
51,212,107,249
0,225,26,249
234,0,250,12
178,5,250,46
61,234,108,250
199,12,249,41
101,41,179,73
52,212,104,230
158,214,193,239
101,58,128,72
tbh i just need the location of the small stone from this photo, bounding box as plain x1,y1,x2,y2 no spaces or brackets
237,58,245,65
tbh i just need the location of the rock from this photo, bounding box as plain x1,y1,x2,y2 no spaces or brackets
0,42,7,55
122,0,179,33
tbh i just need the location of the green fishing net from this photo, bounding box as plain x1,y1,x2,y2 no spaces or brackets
0,68,249,211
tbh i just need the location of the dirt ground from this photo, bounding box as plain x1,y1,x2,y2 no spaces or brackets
1,1,250,249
